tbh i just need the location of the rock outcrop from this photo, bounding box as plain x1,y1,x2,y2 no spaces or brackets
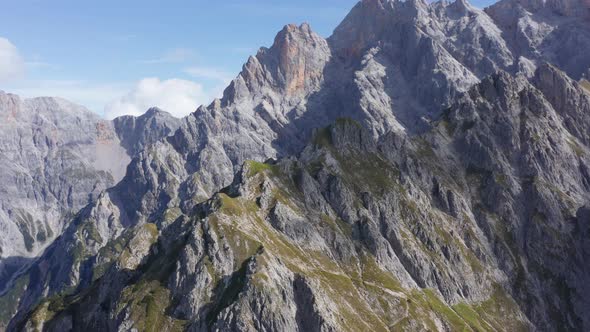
0,93,128,288
3,0,590,330
0,93,179,327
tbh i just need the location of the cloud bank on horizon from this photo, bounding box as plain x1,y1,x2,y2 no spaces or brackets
0,38,25,83
104,78,208,119
1,36,228,119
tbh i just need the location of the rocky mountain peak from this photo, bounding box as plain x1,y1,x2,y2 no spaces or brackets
222,22,330,107
533,62,590,145
113,107,181,156
269,23,329,94
487,0,590,79
329,0,398,57
0,90,21,109
253,23,330,97
549,0,589,16
142,106,168,117
4,0,590,330
447,0,476,14
495,0,590,16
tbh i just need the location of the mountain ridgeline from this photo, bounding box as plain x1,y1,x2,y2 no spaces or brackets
2,0,590,330
0,100,180,326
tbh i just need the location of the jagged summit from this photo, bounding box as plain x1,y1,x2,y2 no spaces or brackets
0,91,180,319
141,106,174,118
486,0,590,78
113,106,181,156
490,0,590,16
225,21,329,105
3,0,590,330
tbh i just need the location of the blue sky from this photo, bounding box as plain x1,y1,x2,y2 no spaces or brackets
0,0,496,118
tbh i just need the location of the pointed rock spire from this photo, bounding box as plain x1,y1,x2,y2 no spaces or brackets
449,0,475,14
226,22,330,101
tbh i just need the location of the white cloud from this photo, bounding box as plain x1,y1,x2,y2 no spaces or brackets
104,78,209,119
10,80,130,114
0,37,25,82
10,75,227,120
1,39,227,119
139,48,194,64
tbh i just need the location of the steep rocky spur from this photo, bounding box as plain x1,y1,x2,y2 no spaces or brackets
3,0,590,330
0,94,179,328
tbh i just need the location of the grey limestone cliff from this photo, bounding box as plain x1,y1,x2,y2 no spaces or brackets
0,93,180,327
3,0,590,331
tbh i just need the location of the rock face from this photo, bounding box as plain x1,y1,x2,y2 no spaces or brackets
113,107,182,156
10,120,533,332
486,0,590,79
0,93,129,286
0,93,180,326
3,0,590,331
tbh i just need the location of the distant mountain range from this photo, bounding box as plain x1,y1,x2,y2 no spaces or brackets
2,0,590,330
0,95,179,313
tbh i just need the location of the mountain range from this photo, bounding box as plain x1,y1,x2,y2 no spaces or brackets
1,0,590,330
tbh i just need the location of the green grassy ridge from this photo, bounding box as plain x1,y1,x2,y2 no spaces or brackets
211,168,528,332
107,230,192,332
19,223,163,331
93,223,159,281
237,129,526,330
244,160,279,178
69,219,104,269
309,120,401,195
205,256,255,327
0,274,29,326
119,279,188,332
211,185,390,330
21,118,532,330
314,148,400,200
26,184,526,332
